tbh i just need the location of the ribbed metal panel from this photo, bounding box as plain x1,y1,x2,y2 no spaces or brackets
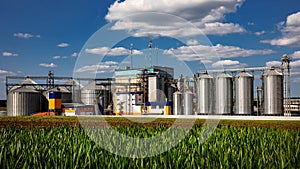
263,69,283,115
197,73,214,114
235,71,253,115
173,91,183,115
184,91,193,115
7,87,43,116
81,81,104,105
148,76,165,102
215,73,233,115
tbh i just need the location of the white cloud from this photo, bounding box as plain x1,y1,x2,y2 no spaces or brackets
266,59,300,68
71,52,79,57
13,32,40,39
2,52,18,57
105,0,245,37
0,69,14,75
266,61,281,67
39,63,57,68
163,43,274,62
52,56,61,59
291,60,300,67
85,47,143,56
75,61,118,74
261,12,300,47
57,43,70,48
186,39,199,46
212,59,247,68
291,51,300,59
255,31,266,36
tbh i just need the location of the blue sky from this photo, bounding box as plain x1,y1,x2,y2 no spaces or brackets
1,0,300,99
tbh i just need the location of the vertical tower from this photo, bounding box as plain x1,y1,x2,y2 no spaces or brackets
149,38,153,67
281,54,291,116
130,43,133,68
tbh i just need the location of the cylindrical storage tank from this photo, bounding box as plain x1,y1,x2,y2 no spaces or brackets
263,69,283,115
173,91,183,115
184,91,194,115
197,72,214,114
235,71,254,115
215,73,233,115
81,81,102,105
7,87,42,116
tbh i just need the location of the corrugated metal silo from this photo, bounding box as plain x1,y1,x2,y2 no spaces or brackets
184,91,193,115
81,81,103,105
7,86,42,116
235,71,254,115
215,73,233,115
263,69,283,115
197,72,214,114
173,91,183,115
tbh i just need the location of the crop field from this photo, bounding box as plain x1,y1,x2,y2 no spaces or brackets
0,116,299,168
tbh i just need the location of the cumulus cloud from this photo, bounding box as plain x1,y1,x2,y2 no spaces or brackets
75,61,118,74
105,0,245,37
212,59,247,68
85,47,143,56
39,63,57,68
266,61,281,67
57,43,70,48
163,42,274,62
13,32,40,39
261,12,300,47
255,31,266,36
266,59,300,68
71,52,79,57
291,51,300,59
52,56,61,59
0,69,15,75
2,52,18,57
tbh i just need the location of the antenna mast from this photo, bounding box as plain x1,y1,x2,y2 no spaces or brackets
149,38,153,67
130,43,133,68
155,45,158,65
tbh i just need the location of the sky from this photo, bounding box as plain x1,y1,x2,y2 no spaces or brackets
1,0,300,99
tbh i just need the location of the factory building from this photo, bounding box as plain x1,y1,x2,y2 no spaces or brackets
113,66,174,115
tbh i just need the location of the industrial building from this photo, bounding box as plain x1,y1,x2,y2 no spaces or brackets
4,40,299,117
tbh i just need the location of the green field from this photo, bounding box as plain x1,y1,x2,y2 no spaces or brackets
0,117,299,168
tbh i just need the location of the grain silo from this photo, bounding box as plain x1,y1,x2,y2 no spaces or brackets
173,91,183,115
184,91,193,115
263,68,283,115
235,71,254,115
197,72,214,114
215,73,233,115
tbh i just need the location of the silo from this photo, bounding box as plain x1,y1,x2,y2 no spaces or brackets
235,71,254,115
65,79,82,103
215,73,233,115
197,72,214,114
184,91,193,115
81,81,103,105
173,91,183,115
7,86,42,116
263,69,283,115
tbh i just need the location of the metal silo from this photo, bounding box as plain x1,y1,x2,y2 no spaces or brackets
65,79,82,103
215,73,233,115
263,69,283,115
235,71,254,115
81,81,103,105
7,86,42,116
184,91,193,115
173,91,183,115
197,72,214,114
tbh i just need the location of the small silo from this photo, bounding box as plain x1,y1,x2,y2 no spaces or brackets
263,68,283,115
197,72,214,114
215,73,233,115
81,81,103,105
7,86,42,116
184,91,194,115
173,91,183,115
235,71,254,115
